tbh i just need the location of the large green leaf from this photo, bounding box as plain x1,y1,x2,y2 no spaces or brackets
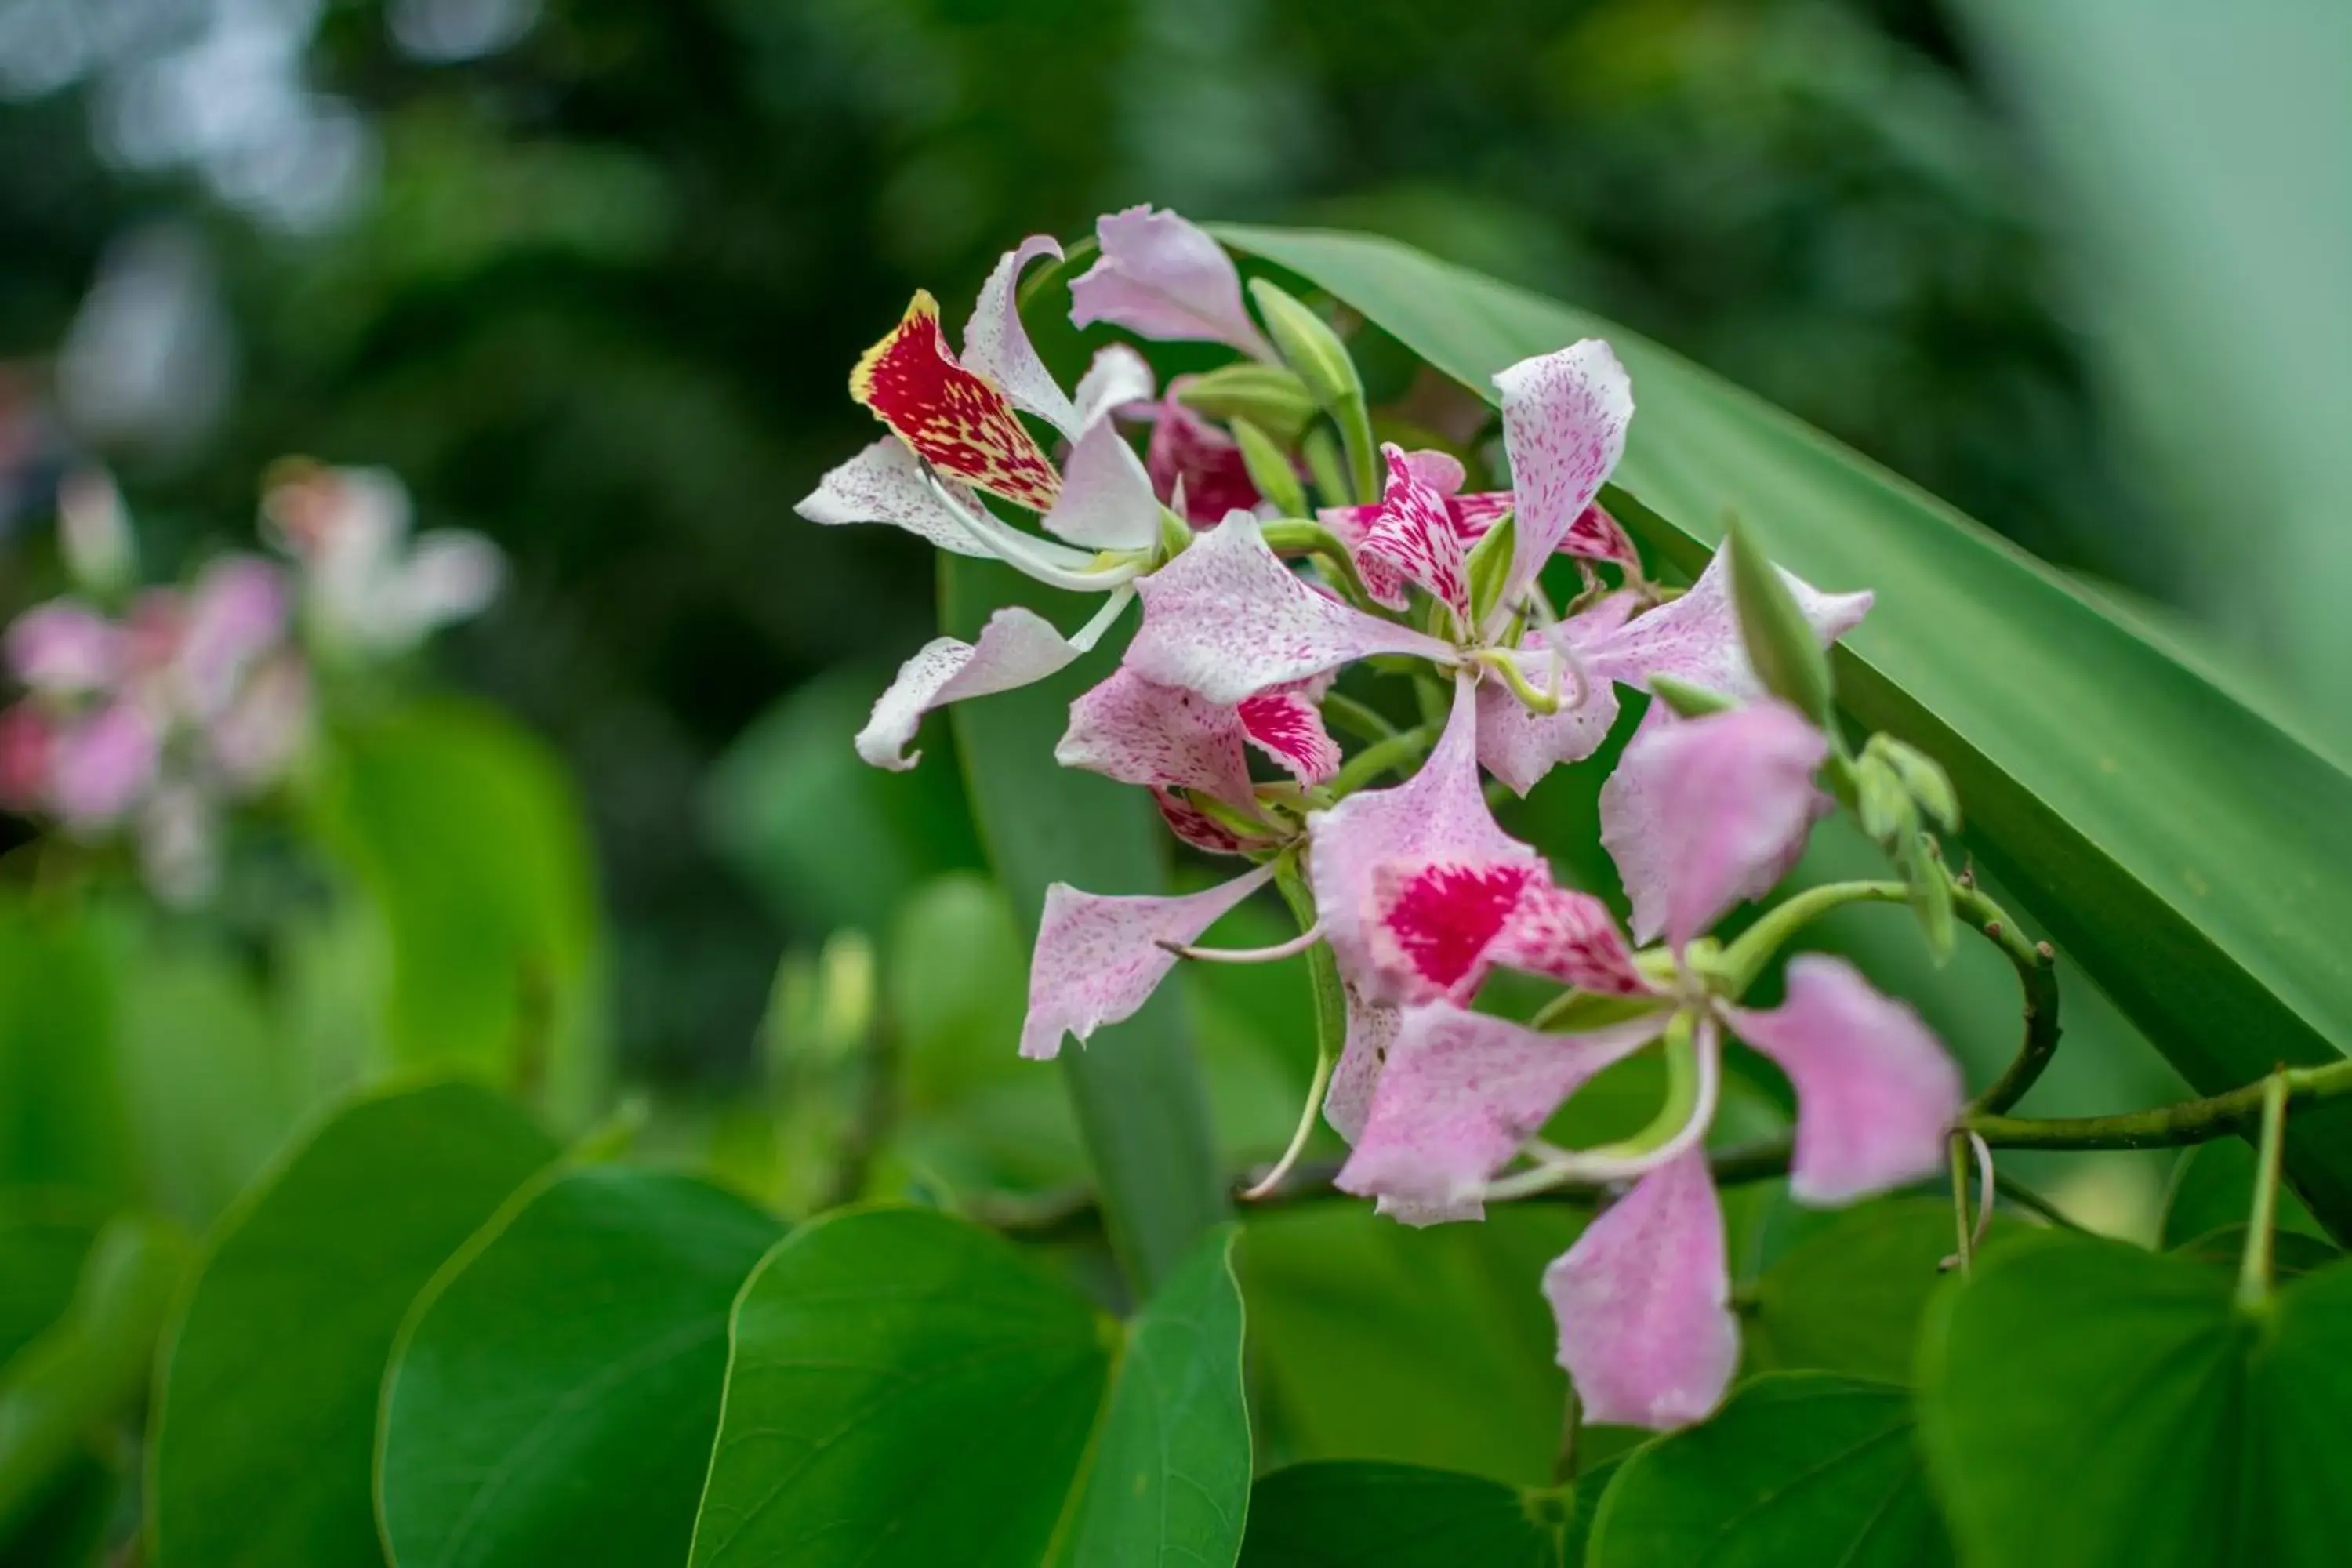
688,1207,1249,1568
1917,1230,2352,1567
942,558,1227,1293
0,1195,103,1370
1588,1374,1951,1568
147,1081,557,1568
318,702,606,1125
0,898,130,1203
1213,223,2352,1232
2161,1138,2324,1249
378,1165,783,1567
1239,1461,1602,1567
1745,1199,2017,1385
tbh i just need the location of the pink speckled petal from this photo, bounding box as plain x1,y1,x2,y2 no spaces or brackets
1544,1148,1737,1429
1337,1004,1669,1216
1494,341,1633,601
1586,546,1872,702
961,234,1080,436
1237,688,1340,786
1728,955,1964,1206
1451,490,1514,543
1488,881,1651,996
1366,856,1544,1004
48,699,159,829
1057,665,1255,807
1069,205,1275,360
1020,865,1276,1058
1307,673,1536,994
1041,418,1162,553
1601,701,1829,947
1129,512,1453,703
5,601,122,694
1359,444,1471,622
1565,503,1639,569
858,606,1094,771
1323,983,1401,1145
1143,396,1261,525
1152,788,1251,856
1316,505,1412,609
1474,594,1638,797
797,437,996,558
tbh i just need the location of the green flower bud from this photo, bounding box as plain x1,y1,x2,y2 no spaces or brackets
1726,515,1835,727
1465,512,1516,630
1877,735,1961,832
1856,753,1918,845
1246,278,1365,417
1649,673,1740,720
1176,363,1318,447
1230,416,1309,518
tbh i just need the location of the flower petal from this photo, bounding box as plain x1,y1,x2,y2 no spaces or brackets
1143,396,1261,525
1323,984,1400,1145
1586,546,1872,702
5,601,121,694
961,234,1080,436
1544,1149,1737,1429
1069,205,1275,360
1073,343,1156,430
1494,340,1633,600
1366,855,1544,1004
1040,418,1162,553
1487,881,1651,996
1237,688,1340,786
796,437,996,557
1128,512,1454,703
1019,864,1276,1059
1727,955,1964,1206
1336,1003,1670,1218
208,655,310,790
176,557,288,719
1359,444,1471,623
1565,502,1640,570
49,699,159,828
1307,673,1535,993
1056,665,1255,807
858,605,1095,771
1152,787,1252,855
1599,702,1830,947
1451,490,1514,543
851,291,1062,512
1474,595,1638,797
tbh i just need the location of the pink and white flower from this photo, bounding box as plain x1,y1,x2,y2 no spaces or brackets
262,462,503,656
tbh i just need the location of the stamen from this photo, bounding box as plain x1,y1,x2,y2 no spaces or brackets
1239,1040,1338,1200
1480,1020,1719,1199
1156,920,1325,964
1524,579,1593,712
923,470,1144,593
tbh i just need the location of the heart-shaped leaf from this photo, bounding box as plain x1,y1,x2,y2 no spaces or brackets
688,1207,1248,1568
378,1165,785,1567
1918,1229,2352,1567
1588,1373,1952,1567
1239,1461,1606,1567
1210,223,2352,1236
1745,1199,2016,1385
148,1082,556,1568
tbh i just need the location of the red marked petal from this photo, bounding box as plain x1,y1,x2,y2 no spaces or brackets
1489,882,1650,996
850,291,1062,513
1359,445,1471,622
1152,788,1252,855
1367,855,1544,1004
1237,688,1340,786
1564,502,1640,570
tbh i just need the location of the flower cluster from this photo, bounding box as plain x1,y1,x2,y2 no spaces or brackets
0,461,501,903
800,207,1966,1429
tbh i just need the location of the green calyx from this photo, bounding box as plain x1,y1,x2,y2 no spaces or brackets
1725,514,1836,726
1174,362,1318,446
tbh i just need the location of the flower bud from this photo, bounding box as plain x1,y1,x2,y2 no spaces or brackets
1229,416,1308,518
1726,516,1835,728
1246,279,1365,419
1855,753,1918,845
1175,363,1318,447
1465,513,1516,630
1648,673,1737,720
57,468,136,596
1875,735,1960,831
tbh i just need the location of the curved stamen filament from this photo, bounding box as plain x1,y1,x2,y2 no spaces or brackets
1240,1040,1338,1200
924,470,1144,593
1481,1014,1719,1199
1157,920,1325,964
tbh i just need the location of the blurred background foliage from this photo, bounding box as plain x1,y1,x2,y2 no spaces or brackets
0,0,2334,1115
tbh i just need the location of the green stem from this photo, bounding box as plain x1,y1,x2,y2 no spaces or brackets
2238,1071,2291,1309
1261,518,1377,609
1948,1132,1976,1276
1334,393,1381,506
1326,722,1436,796
1965,1057,2352,1151
1718,880,1908,992
1240,860,1347,1199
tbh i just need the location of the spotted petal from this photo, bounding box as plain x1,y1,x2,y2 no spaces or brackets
1073,344,1156,431
797,437,995,557
1323,983,1401,1145
1727,955,1963,1206
1494,340,1633,600
1359,444,1471,623
1586,546,1872,702
1057,666,1256,808
1601,701,1830,948
1366,856,1545,1004
961,234,1080,437
1237,688,1340,786
1336,1004,1671,1220
1544,1148,1737,1429
1128,512,1453,703
1486,881,1651,996
1069,205,1276,361
1475,593,1637,797
851,291,1062,512
1143,396,1261,525
1307,673,1535,994
1152,788,1253,856
1565,502,1640,570
1019,865,1276,1059
859,605,1101,771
